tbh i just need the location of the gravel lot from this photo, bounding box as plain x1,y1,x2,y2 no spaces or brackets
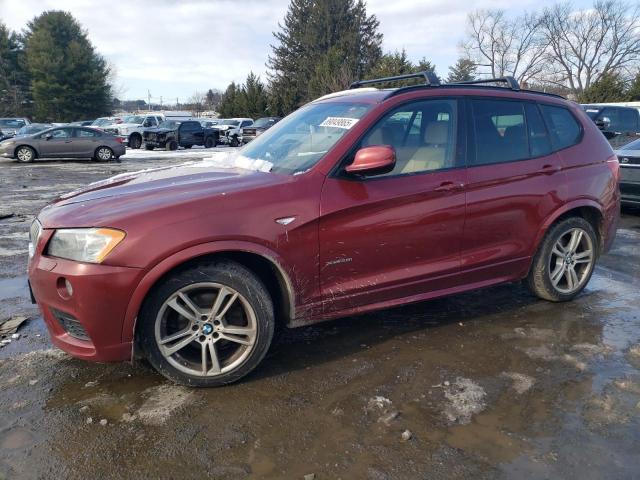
1,150,639,479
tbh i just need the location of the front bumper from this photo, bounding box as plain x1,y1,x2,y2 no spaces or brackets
28,235,143,362
620,165,640,205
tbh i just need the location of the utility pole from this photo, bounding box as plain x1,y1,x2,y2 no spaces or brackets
147,90,151,111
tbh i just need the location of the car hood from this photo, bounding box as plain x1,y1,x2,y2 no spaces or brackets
115,122,142,129
144,127,174,135
38,155,277,228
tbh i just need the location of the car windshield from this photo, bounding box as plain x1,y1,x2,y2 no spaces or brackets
239,101,372,175
253,118,276,128
159,120,180,128
122,115,145,124
619,138,640,150
92,118,112,126
221,120,240,126
0,119,26,128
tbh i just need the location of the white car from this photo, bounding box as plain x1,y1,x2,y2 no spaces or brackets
103,114,164,149
214,118,253,147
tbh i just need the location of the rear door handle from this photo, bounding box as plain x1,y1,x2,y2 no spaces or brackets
434,181,465,192
538,164,561,175
64,140,73,143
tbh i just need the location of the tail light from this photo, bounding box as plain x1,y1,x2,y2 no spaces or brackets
115,137,124,144
606,154,620,183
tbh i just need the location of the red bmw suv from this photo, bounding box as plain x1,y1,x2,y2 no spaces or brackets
28,73,620,386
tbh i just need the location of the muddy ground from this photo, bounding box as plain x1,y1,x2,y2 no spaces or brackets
1,151,639,479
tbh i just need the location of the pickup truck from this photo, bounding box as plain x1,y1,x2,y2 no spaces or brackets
103,114,164,149
582,104,640,148
214,118,253,147
142,120,219,150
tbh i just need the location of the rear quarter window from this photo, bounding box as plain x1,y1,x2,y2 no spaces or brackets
539,104,582,151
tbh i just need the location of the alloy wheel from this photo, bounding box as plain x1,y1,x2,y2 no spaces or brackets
97,147,112,160
154,282,258,377
16,147,33,162
548,227,594,294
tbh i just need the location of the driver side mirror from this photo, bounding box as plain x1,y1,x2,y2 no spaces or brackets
345,145,396,176
596,117,611,130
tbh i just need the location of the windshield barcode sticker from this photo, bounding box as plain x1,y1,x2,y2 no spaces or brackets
319,117,359,129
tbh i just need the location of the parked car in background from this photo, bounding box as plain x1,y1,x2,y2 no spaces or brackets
214,118,253,146
199,118,222,128
0,118,31,138
103,114,164,149
0,126,125,163
240,117,281,144
27,73,619,387
15,123,54,137
614,138,640,205
582,104,640,148
68,120,96,126
92,117,123,129
142,120,219,150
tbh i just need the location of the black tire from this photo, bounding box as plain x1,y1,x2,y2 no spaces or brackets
138,260,275,387
230,135,239,147
166,140,178,151
15,145,36,163
204,136,215,148
144,144,154,150
184,145,192,149
94,146,114,161
527,217,598,302
129,134,142,149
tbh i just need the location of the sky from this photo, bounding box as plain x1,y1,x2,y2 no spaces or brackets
0,0,593,102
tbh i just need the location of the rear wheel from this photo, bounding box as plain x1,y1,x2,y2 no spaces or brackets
139,261,274,387
15,146,35,163
527,217,597,302
129,134,142,149
94,146,114,161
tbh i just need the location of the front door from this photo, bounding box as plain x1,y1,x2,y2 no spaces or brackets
38,127,75,157
319,98,467,314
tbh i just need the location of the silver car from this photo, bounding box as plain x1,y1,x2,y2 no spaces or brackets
0,126,126,163
615,138,640,205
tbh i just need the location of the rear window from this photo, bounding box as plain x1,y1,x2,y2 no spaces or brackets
471,99,528,165
540,105,582,150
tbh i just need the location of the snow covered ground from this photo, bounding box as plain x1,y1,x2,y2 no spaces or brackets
120,145,235,161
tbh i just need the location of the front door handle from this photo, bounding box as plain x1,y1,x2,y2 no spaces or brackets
538,164,561,175
434,181,465,192
64,140,73,143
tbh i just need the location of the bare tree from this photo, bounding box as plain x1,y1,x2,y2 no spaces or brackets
187,91,206,115
540,0,640,94
463,9,548,84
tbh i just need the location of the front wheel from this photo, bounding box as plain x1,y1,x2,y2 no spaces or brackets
16,146,35,163
166,140,178,151
204,136,215,148
230,135,239,147
527,217,598,302
138,261,274,387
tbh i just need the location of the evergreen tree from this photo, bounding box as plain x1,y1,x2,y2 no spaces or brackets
0,23,30,116
268,0,382,115
627,72,640,101
218,82,239,117
23,11,112,121
447,58,477,83
238,72,269,118
578,71,628,103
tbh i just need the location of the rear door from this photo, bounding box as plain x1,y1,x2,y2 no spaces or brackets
319,97,468,313
461,98,566,282
72,128,100,157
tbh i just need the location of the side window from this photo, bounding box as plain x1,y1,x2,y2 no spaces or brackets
359,99,458,177
525,104,552,157
471,99,528,165
540,104,582,150
50,128,71,139
76,129,98,138
617,109,639,132
241,120,252,127
147,117,158,126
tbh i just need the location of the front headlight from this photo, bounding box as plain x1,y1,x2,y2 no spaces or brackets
47,228,125,263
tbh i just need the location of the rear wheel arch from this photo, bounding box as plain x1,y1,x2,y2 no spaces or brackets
126,246,295,353
535,201,604,256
